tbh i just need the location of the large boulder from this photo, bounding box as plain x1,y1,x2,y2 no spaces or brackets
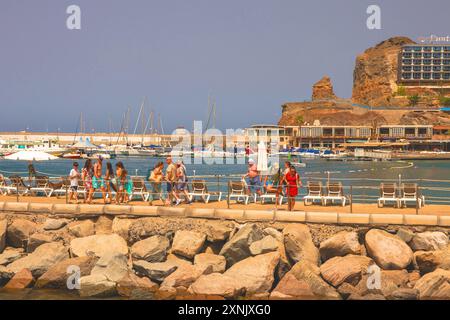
0,219,7,253
346,269,411,299
204,221,236,242
131,235,170,262
112,218,133,242
43,218,69,231
117,272,159,299
171,230,206,259
68,220,95,238
133,260,177,283
79,274,117,297
95,216,114,235
6,219,38,248
188,273,245,299
224,252,280,296
415,247,450,274
319,232,361,262
0,248,24,266
194,253,226,273
70,234,128,258
90,253,129,283
320,255,374,287
283,224,319,265
270,260,340,300
263,227,283,242
365,229,413,270
249,236,279,256
3,268,34,289
414,268,450,300
0,265,14,286
35,256,97,289
7,242,69,277
410,232,449,251
27,233,54,253
219,224,264,267
160,264,212,291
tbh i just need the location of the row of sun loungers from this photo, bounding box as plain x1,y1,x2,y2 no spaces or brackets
0,175,426,208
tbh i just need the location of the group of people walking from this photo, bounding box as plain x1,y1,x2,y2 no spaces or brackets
68,157,132,204
66,155,301,210
67,156,191,206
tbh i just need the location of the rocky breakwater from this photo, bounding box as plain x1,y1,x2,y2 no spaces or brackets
1,214,450,300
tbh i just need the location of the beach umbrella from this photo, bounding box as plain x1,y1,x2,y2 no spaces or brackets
4,150,58,161
72,137,98,149
257,141,268,173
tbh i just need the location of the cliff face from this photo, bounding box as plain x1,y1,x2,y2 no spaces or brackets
351,36,416,106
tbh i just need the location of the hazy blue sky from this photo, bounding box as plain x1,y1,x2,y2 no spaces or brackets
1,0,449,133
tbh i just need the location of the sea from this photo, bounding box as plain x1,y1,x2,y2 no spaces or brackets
0,156,449,204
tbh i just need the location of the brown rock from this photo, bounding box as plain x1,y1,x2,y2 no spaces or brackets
131,235,170,262
117,272,158,299
7,242,69,278
43,218,69,231
35,256,97,289
160,264,211,290
95,215,114,235
194,253,226,273
188,273,245,299
0,248,24,266
410,232,449,251
68,220,95,238
4,268,34,289
171,230,206,260
319,231,361,261
6,219,37,248
79,274,117,297
224,252,280,296
365,229,413,270
0,219,7,253
0,265,14,286
312,76,337,101
414,268,450,300
283,224,319,265
320,255,374,287
414,247,450,274
26,232,54,253
112,218,133,242
249,236,279,256
132,260,177,283
69,234,128,258
219,223,264,267
270,260,341,300
389,288,419,300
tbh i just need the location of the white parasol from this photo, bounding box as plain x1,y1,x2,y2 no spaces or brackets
4,150,58,161
257,141,268,173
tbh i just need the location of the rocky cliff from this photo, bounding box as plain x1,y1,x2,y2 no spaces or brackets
312,76,337,101
351,36,416,106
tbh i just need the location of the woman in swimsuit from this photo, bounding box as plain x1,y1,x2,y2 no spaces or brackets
281,166,302,211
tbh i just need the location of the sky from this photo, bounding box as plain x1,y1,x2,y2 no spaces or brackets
1,0,449,133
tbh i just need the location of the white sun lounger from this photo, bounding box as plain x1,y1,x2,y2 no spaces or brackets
303,181,324,205
322,182,347,206
377,183,400,208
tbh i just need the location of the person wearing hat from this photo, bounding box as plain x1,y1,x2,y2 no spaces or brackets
69,162,81,203
243,158,261,196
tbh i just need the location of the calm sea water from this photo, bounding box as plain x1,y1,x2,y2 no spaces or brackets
0,156,449,204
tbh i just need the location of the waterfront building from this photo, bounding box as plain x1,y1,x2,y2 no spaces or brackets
398,44,450,86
